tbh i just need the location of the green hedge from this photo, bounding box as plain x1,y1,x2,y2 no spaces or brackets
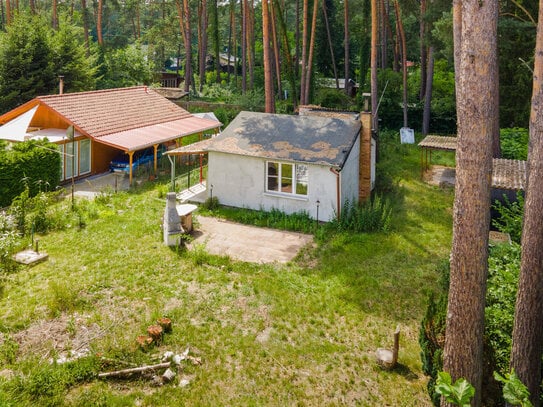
0,140,61,207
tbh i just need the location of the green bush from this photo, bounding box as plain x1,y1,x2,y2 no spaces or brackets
492,192,524,243
419,261,449,406
202,196,220,210
0,139,61,207
314,88,354,110
486,243,521,373
500,128,528,161
327,196,392,233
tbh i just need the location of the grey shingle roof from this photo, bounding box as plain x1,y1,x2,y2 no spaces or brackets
206,111,361,168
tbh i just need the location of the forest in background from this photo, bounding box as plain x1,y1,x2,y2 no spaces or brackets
0,0,537,131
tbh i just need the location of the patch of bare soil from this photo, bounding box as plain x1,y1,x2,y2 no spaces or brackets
7,313,104,362
423,165,456,188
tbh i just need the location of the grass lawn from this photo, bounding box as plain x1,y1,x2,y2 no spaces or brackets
0,133,454,406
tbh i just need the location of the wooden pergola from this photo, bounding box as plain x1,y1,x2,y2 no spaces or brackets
418,135,457,177
418,135,526,191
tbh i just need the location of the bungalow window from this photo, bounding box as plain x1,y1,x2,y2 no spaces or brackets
266,161,308,196
60,138,91,180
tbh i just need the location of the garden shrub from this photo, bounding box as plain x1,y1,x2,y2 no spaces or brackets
492,192,524,244
500,128,528,161
0,139,61,207
314,88,354,110
328,196,392,233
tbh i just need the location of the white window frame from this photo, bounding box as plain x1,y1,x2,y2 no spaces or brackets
265,161,308,197
79,138,91,175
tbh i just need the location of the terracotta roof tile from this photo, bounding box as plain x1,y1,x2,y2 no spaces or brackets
37,86,192,138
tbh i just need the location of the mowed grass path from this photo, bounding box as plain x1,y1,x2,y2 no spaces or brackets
0,143,454,406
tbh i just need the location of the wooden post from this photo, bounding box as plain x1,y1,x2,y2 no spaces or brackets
153,144,159,175
128,151,134,185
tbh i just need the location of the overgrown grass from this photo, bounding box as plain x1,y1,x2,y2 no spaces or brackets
0,130,453,405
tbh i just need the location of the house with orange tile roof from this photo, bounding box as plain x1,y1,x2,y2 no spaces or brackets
0,86,221,184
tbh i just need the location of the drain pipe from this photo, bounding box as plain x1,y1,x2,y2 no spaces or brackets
329,167,341,219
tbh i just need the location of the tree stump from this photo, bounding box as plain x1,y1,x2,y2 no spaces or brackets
136,335,154,350
157,317,172,333
147,325,163,343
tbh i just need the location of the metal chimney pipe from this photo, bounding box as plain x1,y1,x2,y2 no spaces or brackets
59,75,64,95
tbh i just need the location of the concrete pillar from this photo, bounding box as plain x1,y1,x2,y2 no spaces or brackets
163,192,184,246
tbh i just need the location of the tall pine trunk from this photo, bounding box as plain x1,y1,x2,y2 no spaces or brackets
509,1,543,403
300,0,308,104
422,46,434,135
81,0,90,54
97,0,103,45
322,0,339,89
198,0,208,92
419,0,427,100
241,0,247,93
303,0,318,104
212,0,220,84
183,0,192,93
262,0,275,112
344,0,350,95
371,0,378,130
394,0,407,128
442,0,497,406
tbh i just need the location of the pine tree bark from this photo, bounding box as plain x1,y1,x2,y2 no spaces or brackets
394,0,407,128
81,0,89,53
241,0,247,93
212,0,220,84
248,0,255,89
422,46,434,136
300,0,308,105
269,1,282,96
97,0,103,45
442,0,497,405
303,0,318,104
509,1,543,403
262,0,275,113
419,0,427,100
371,0,378,130
344,0,350,95
183,0,192,93
322,0,339,89
198,0,208,92
274,0,297,106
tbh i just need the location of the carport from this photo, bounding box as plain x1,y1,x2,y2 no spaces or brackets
98,118,220,185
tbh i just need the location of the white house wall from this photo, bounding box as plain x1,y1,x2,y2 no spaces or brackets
339,135,360,208
208,151,339,221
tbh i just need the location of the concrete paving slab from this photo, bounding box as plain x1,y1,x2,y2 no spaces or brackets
189,216,314,264
72,172,130,198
